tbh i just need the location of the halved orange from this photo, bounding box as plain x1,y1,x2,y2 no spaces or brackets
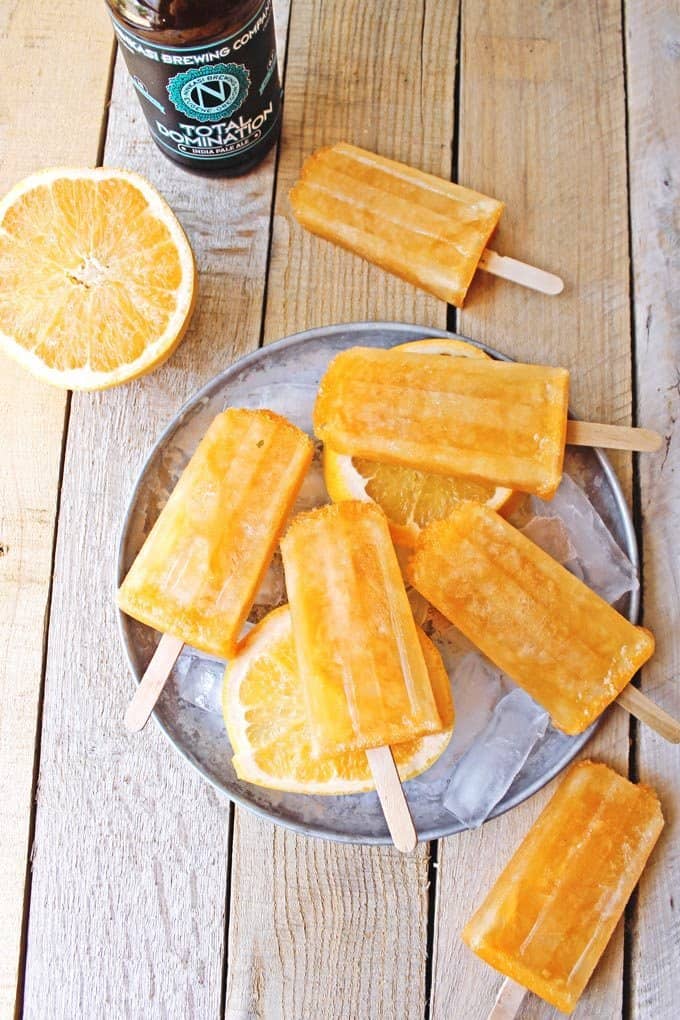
323,337,514,546
223,605,454,795
0,167,196,389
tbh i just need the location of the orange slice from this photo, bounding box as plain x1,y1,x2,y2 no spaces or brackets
0,168,196,389
223,605,454,795
323,337,514,546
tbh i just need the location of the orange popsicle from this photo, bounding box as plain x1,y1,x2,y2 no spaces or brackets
314,346,569,499
280,501,443,757
118,408,313,658
406,503,655,735
290,143,504,307
462,761,664,1014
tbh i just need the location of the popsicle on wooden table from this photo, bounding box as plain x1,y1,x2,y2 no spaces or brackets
119,408,314,730
281,501,443,851
289,143,564,305
463,761,664,1016
407,503,680,741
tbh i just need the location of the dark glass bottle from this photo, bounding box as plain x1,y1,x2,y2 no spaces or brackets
106,1,282,175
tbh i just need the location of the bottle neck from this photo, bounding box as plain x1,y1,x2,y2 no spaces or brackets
106,0,263,46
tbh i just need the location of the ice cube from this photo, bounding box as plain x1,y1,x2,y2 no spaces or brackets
445,652,509,759
405,648,509,803
517,474,638,605
174,649,225,714
519,516,580,572
443,688,549,828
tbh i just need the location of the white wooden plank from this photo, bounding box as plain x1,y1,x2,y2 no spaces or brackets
431,2,633,1017
0,3,113,1015
21,0,290,1005
226,816,431,1020
225,1,458,1016
626,3,680,1018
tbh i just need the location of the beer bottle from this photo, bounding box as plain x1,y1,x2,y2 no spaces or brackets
105,1,282,175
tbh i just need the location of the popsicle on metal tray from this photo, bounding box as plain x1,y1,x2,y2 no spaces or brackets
462,760,664,1015
281,500,444,850
281,501,443,755
315,347,662,500
119,407,314,730
290,142,564,306
314,346,570,499
406,502,669,737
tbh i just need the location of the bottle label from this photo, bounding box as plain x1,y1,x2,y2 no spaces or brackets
111,0,281,165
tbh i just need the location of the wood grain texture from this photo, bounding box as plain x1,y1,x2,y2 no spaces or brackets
0,4,113,1016
225,1,458,1017
626,3,680,1018
20,0,290,1007
226,816,430,1020
431,2,633,1018
454,0,633,457
8,2,675,1018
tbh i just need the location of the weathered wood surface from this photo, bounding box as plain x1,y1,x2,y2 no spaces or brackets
226,816,431,1020
3,0,678,1018
627,3,680,1018
0,4,113,1016
431,2,635,1018
20,0,291,1009
225,2,457,1017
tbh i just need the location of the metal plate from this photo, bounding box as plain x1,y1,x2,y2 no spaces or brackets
116,322,639,844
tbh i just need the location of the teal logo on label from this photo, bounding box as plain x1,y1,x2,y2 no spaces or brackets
166,63,250,122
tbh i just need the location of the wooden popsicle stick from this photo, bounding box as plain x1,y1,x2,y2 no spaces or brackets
486,977,527,1020
478,248,564,296
617,686,680,743
366,746,417,853
566,419,662,452
124,633,184,733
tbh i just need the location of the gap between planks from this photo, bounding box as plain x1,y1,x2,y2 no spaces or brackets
220,2,293,1010
620,0,645,1012
427,8,464,1016
13,393,73,1020
622,1,680,1017
220,802,236,1020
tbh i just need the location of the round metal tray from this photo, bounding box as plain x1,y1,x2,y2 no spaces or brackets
117,322,638,844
